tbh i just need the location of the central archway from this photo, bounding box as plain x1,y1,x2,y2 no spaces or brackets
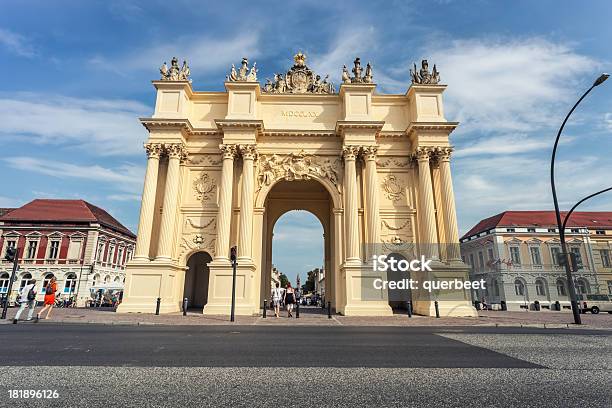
258,178,342,312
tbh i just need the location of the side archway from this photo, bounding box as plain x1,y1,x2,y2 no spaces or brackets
184,251,213,309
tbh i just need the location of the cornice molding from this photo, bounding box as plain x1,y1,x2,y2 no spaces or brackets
215,119,264,136
335,120,385,135
406,121,459,136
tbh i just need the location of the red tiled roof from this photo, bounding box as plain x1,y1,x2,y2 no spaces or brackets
462,211,612,239
0,208,15,217
0,199,135,238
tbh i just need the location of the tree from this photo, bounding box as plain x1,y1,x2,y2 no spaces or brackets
279,273,289,288
302,269,317,292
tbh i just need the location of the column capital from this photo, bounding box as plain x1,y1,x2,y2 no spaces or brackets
361,145,378,161
219,144,238,160
144,143,163,159
435,146,453,162
164,143,187,160
342,145,360,161
414,146,434,162
238,144,259,160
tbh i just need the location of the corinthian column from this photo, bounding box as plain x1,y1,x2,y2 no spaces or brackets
362,146,381,253
134,143,162,260
437,147,461,260
416,147,439,260
343,145,361,262
214,144,237,261
237,144,258,260
156,143,186,260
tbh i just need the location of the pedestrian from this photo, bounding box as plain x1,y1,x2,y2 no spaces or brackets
36,276,57,321
272,283,283,318
284,282,295,318
13,279,37,324
481,297,488,311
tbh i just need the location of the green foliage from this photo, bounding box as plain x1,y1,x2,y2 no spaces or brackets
279,273,289,288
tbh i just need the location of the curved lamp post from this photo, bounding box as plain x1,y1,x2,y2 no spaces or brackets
551,73,609,325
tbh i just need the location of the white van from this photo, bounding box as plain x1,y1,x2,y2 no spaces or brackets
577,294,612,314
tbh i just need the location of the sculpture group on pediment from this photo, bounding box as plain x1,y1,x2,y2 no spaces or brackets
227,57,258,82
257,150,340,189
410,59,440,85
343,57,374,84
160,57,191,81
263,52,335,94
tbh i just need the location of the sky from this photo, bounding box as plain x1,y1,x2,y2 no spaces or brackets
1,0,611,284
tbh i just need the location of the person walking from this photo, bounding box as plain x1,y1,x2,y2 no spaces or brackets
13,279,37,324
272,283,284,318
36,276,57,321
284,282,295,318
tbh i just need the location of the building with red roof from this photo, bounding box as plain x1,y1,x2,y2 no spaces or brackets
0,199,136,306
460,211,612,311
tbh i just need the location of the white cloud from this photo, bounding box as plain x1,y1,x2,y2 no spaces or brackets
123,32,261,75
454,134,576,157
0,28,36,58
4,157,144,193
426,38,597,134
0,93,150,156
309,26,377,83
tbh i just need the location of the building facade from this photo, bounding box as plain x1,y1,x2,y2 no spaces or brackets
0,199,136,305
460,211,612,311
118,54,476,317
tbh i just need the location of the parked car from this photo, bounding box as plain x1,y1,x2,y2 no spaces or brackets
577,294,612,314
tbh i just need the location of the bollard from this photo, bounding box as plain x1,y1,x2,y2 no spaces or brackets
182,297,188,316
296,301,300,318
155,297,161,315
263,299,267,318
434,300,440,318
407,300,412,318
327,301,332,319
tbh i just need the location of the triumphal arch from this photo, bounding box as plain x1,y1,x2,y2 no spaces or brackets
117,53,477,317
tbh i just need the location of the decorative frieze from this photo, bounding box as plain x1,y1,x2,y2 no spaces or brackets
257,150,340,189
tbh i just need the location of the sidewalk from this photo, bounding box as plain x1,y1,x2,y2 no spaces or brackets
1,306,611,329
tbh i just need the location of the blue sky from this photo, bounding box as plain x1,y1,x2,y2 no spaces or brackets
1,0,611,284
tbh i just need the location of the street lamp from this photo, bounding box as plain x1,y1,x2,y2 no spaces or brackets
550,72,609,325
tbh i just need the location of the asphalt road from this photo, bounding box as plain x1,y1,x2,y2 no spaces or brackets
0,324,610,407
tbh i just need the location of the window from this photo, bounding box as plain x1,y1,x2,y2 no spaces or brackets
67,239,83,260
48,240,60,259
548,228,556,233
41,273,54,294
63,273,77,294
535,278,546,296
510,246,521,265
601,250,610,268
506,228,516,233
26,240,38,259
469,254,475,269
104,275,111,284
92,274,100,287
478,252,485,270
491,279,500,297
570,247,582,269
595,230,605,235
551,247,561,266
114,276,121,283
487,248,494,261
19,273,33,289
527,228,536,233
608,280,612,295
556,279,567,297
116,248,124,265
4,240,16,258
514,279,525,296
575,278,589,295
107,245,115,263
570,228,580,233
96,242,104,261
0,273,9,293
530,247,542,265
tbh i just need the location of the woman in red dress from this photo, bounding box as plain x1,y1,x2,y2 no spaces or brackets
37,276,57,320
